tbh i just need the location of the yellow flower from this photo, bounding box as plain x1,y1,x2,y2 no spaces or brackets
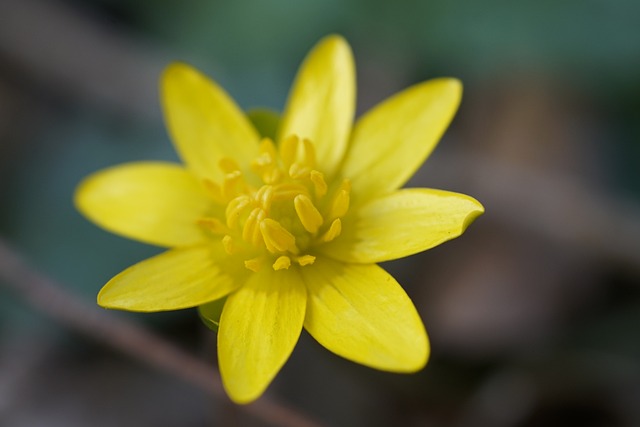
75,35,484,404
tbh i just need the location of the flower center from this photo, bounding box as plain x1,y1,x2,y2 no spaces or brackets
198,135,350,272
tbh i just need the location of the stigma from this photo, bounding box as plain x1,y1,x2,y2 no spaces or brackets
198,135,350,272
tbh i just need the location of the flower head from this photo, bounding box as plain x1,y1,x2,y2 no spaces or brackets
75,35,484,404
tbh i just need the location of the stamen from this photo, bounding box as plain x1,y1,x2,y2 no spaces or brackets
255,185,274,212
280,135,299,168
251,139,280,183
197,217,228,234
259,138,277,158
260,218,299,254
329,180,351,220
319,219,342,243
273,256,291,270
202,179,226,204
295,255,316,266
222,170,244,199
213,136,342,272
294,194,323,233
309,170,327,197
242,208,266,246
251,153,272,173
244,256,264,272
289,163,310,179
301,138,316,168
222,235,235,254
225,195,251,229
273,183,308,201
262,168,282,184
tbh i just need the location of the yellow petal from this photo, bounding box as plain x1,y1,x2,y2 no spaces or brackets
98,244,245,311
319,188,483,263
278,35,355,178
302,257,428,372
75,162,212,247
161,63,260,183
341,78,462,205
218,267,306,404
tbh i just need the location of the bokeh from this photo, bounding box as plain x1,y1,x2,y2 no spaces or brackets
1,0,639,426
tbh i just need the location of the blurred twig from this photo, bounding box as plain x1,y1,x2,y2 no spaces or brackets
0,238,326,427
0,0,162,120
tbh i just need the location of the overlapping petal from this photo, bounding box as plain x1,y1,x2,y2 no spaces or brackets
302,257,428,372
161,63,260,183
319,188,483,263
98,244,245,311
218,267,307,404
75,162,212,247
279,35,355,178
340,78,462,205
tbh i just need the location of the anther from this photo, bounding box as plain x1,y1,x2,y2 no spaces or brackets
294,194,323,234
255,185,274,212
273,256,291,270
280,135,299,168
301,138,316,168
262,168,282,184
319,219,342,243
222,170,244,199
242,208,266,246
272,183,308,201
309,171,327,197
251,139,280,183
259,138,277,157
328,180,351,220
244,256,264,272
202,179,226,204
225,195,251,229
260,218,299,254
222,235,235,254
289,163,310,179
295,255,316,266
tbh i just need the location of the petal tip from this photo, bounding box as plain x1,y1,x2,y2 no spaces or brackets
431,77,463,105
96,286,117,309
311,34,354,70
462,199,485,232
391,325,430,373
73,177,91,216
405,339,431,373
318,33,350,51
161,62,192,81
224,385,263,405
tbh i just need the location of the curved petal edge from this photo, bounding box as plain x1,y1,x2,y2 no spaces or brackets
341,78,462,205
302,258,429,372
319,188,484,263
75,162,212,247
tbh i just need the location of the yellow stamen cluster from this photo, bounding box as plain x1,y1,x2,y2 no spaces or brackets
198,135,350,272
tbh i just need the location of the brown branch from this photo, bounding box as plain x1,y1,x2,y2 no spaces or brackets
0,238,326,427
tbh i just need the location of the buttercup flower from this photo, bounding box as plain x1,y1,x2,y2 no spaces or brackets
75,35,484,404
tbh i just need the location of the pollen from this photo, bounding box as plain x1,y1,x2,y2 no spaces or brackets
198,135,351,271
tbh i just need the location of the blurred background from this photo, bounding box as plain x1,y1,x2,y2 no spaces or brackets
1,0,639,426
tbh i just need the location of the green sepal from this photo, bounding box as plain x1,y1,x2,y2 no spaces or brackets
247,108,281,140
198,297,227,332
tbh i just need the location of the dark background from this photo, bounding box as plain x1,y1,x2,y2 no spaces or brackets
1,0,639,426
